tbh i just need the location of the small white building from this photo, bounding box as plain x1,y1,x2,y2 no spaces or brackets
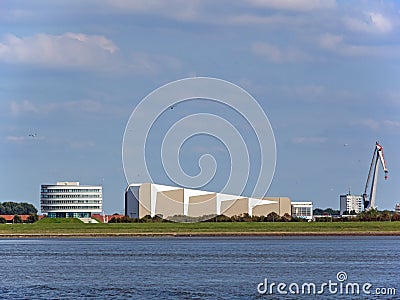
340,193,363,215
395,204,400,214
41,182,102,218
291,202,313,220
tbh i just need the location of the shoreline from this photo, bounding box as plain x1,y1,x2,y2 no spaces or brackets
1,231,400,238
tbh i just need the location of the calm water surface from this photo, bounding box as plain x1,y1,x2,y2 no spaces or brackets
0,236,398,299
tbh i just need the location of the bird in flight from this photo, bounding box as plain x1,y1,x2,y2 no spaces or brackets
29,133,37,138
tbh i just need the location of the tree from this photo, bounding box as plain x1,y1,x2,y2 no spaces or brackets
313,208,340,216
392,213,400,221
281,213,292,222
121,216,134,223
359,208,379,221
26,214,39,223
13,215,22,223
217,214,231,222
382,210,391,221
0,217,6,224
108,217,118,223
266,212,280,222
0,202,37,215
240,213,253,222
313,208,324,215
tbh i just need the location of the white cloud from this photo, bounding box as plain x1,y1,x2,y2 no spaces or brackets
6,136,26,143
344,12,392,34
319,33,343,49
246,0,336,11
6,134,45,143
128,53,182,74
379,91,400,108
69,141,95,150
287,85,327,98
319,33,400,57
292,137,328,144
9,99,105,116
352,119,400,131
0,32,118,70
319,33,371,56
382,120,400,127
0,32,182,74
95,0,201,21
353,119,380,130
252,42,311,63
10,100,39,115
222,14,306,26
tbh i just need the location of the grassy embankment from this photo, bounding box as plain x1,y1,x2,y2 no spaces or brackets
0,218,400,237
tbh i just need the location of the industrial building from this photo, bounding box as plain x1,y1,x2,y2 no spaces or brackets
340,193,363,215
125,183,310,220
41,182,102,218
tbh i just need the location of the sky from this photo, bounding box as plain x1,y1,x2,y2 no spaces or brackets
1,0,399,214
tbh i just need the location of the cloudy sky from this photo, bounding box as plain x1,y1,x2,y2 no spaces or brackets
1,0,399,213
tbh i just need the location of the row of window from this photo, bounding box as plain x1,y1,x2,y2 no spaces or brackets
48,212,91,218
41,206,102,210
41,200,101,204
292,207,312,216
347,205,362,212
41,189,102,193
41,194,102,199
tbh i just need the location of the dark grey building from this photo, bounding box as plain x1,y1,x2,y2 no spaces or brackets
125,184,140,218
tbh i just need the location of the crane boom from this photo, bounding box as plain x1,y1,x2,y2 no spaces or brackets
363,142,388,210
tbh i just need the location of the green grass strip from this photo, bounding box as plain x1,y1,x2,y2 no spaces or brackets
0,219,400,236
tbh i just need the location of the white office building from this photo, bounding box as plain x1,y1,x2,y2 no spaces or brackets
291,202,313,220
41,182,102,218
340,193,363,215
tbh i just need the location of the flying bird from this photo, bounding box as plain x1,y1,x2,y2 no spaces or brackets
29,133,37,138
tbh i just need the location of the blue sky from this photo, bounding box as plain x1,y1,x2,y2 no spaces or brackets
1,0,399,213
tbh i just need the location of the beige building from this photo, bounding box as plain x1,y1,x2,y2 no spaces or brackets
125,183,291,219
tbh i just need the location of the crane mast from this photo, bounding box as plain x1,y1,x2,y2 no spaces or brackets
363,142,388,210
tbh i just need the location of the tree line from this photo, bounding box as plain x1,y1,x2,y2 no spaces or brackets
314,209,400,222
108,212,307,223
109,209,400,223
313,208,340,216
0,202,38,215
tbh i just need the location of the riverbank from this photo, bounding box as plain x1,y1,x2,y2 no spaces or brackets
1,219,400,238
1,231,400,238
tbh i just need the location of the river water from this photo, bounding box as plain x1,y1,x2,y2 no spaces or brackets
0,236,398,299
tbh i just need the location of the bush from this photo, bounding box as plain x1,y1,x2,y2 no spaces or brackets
392,214,400,221
281,213,292,222
26,214,39,223
0,217,6,224
266,212,280,222
291,217,307,222
13,215,22,223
